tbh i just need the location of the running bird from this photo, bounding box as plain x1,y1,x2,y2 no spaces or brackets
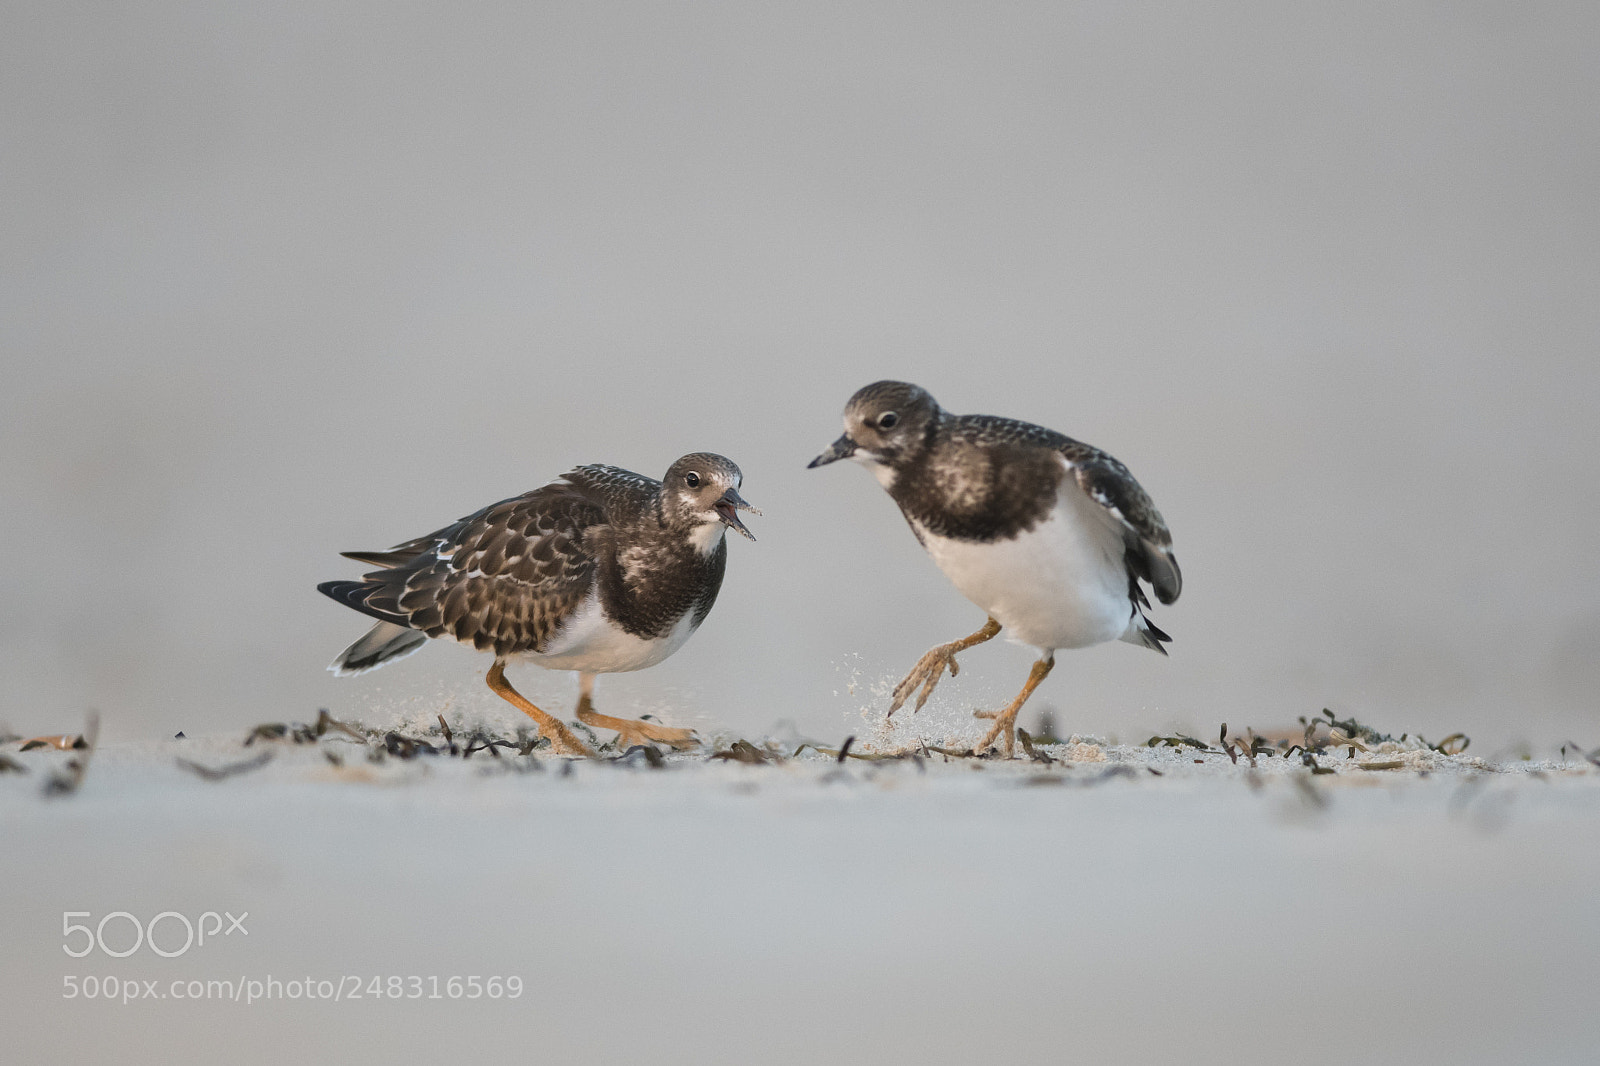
318,453,758,756
809,381,1179,757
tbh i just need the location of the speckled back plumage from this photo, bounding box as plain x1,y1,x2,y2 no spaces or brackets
318,460,731,659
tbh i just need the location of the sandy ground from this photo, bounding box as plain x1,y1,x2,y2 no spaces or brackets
3,716,1598,1066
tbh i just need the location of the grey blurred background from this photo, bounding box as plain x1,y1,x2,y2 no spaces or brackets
3,2,1596,750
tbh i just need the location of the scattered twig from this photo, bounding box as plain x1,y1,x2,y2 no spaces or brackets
1303,749,1336,774
1017,728,1055,764
793,740,925,762
1327,728,1371,757
462,731,499,759
570,720,602,750
612,745,666,769
436,715,458,755
243,723,288,746
383,732,439,759
1243,730,1271,764
1146,734,1214,752
314,709,364,742
1311,709,1397,746
712,739,775,764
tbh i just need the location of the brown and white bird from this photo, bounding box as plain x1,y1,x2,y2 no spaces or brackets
318,453,758,756
809,381,1179,756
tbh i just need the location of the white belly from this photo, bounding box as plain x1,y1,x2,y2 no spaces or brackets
915,488,1133,652
508,591,700,674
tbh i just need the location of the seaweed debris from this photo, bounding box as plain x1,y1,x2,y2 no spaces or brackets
1146,734,1214,752
383,731,440,759
611,745,666,769
711,739,779,764
1017,728,1056,764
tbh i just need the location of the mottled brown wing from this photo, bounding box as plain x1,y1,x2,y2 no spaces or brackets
1058,439,1182,605
357,482,606,656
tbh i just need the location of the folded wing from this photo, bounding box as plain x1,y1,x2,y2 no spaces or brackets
318,480,607,657
1058,441,1182,606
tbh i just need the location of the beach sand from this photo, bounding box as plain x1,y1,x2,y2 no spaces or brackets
4,717,1597,1065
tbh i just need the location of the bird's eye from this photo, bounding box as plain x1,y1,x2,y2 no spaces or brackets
685,472,701,487
877,412,899,430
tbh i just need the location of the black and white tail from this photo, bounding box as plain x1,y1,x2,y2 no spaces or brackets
1119,573,1173,656
329,620,428,676
1120,608,1172,655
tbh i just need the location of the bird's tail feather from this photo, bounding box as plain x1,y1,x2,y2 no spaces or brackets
1120,608,1172,656
329,621,428,676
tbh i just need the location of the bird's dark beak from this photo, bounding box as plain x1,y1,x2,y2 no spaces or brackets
714,487,759,541
807,434,857,469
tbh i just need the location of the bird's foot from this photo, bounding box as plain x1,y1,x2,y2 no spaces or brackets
578,706,699,751
971,706,1020,758
969,656,1055,759
485,662,596,757
613,719,699,751
541,720,597,757
890,644,965,716
888,618,1002,717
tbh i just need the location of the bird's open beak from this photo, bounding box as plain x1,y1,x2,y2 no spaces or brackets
807,434,857,468
714,487,760,541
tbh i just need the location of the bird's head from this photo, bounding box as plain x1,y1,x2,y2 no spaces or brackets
807,380,941,481
663,452,758,547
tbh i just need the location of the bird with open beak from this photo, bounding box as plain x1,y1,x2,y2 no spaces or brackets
321,452,759,755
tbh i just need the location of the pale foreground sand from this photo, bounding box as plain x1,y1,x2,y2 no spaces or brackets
4,723,1598,1065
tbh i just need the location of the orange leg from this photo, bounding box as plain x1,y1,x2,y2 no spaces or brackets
573,673,699,751
972,655,1055,757
889,617,1002,716
486,660,594,756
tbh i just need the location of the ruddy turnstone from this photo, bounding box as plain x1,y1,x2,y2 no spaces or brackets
809,381,1180,756
318,453,758,756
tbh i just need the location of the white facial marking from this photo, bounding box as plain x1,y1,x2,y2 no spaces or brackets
687,519,726,556
852,452,896,489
